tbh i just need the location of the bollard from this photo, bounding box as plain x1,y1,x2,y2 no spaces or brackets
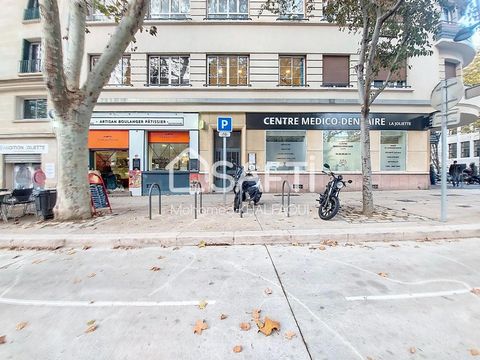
148,183,161,220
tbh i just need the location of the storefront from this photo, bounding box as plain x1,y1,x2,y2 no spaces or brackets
90,112,199,195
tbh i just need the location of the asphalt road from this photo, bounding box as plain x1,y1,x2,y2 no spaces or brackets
0,239,479,360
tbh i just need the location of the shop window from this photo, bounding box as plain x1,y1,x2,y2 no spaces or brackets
373,63,407,88
149,0,190,19
14,163,40,189
380,131,406,171
445,61,457,79
207,0,248,19
448,143,457,158
23,99,47,119
148,56,190,86
323,55,350,87
461,141,470,158
323,130,361,171
279,56,305,86
19,40,41,73
90,55,131,85
208,55,248,86
266,130,306,171
277,0,304,19
94,151,129,190
24,0,40,20
148,132,189,171
475,140,480,157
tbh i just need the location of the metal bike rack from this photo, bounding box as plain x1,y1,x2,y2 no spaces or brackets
282,180,291,217
148,183,161,220
192,181,203,219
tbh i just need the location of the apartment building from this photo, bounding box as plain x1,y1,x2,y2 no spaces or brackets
0,0,478,194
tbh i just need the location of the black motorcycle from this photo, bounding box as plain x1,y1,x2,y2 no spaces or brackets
317,163,352,220
232,163,262,212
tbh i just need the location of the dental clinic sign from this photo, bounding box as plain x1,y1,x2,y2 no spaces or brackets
246,113,430,131
0,144,48,154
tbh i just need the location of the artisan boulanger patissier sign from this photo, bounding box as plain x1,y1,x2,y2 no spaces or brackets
246,113,430,130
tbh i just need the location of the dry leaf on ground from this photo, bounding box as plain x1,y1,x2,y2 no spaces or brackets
32,259,46,264
66,250,76,255
318,245,326,251
150,266,161,272
157,256,165,260
172,247,180,251
240,322,251,331
198,240,206,248
85,324,97,333
87,320,96,326
471,288,480,296
409,347,416,354
264,288,273,295
377,272,388,278
193,320,208,335
220,314,228,320
0,335,6,344
257,317,280,336
321,239,338,247
16,322,28,331
87,273,96,278
470,349,480,356
198,300,208,310
233,345,242,353
251,309,261,321
284,331,296,340
82,245,91,250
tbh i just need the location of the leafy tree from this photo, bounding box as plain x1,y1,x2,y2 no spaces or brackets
463,52,480,86
263,0,443,215
40,0,152,220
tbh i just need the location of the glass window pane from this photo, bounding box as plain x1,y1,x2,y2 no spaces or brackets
149,57,159,84
208,0,216,14
218,56,227,85
266,130,306,171
208,57,218,85
292,57,304,86
180,0,190,13
160,58,169,85
171,57,180,85
160,0,169,13
279,57,292,86
381,131,406,171
323,130,361,171
238,57,248,85
219,0,227,13
150,0,161,16
23,100,35,119
229,56,238,85
149,143,189,170
171,0,179,13
239,0,248,14
180,57,190,84
122,57,131,85
37,99,47,118
229,0,237,13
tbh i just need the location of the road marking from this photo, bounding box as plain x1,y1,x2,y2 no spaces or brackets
345,289,473,301
0,298,216,308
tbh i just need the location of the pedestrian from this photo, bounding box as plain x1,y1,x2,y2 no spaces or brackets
449,160,461,187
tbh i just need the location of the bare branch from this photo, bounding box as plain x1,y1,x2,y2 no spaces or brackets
39,0,69,113
65,0,88,91
83,0,149,106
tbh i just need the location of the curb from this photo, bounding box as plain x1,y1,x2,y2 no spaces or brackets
0,224,479,250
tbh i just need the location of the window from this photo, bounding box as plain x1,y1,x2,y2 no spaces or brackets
278,0,304,19
149,0,190,19
91,55,131,85
323,130,361,171
475,140,480,157
461,141,470,158
88,0,114,20
448,143,457,158
381,131,406,171
445,61,457,79
20,40,41,73
279,56,305,86
207,0,248,19
148,56,190,86
24,0,40,20
208,55,248,86
266,131,306,171
323,55,349,87
449,128,457,135
148,132,190,171
23,99,47,119
373,63,407,88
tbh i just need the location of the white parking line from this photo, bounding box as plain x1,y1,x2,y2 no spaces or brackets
0,298,216,307
345,289,473,301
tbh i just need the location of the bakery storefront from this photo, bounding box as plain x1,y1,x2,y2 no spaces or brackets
89,112,199,195
244,112,431,192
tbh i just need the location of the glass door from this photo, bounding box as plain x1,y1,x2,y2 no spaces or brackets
214,130,241,189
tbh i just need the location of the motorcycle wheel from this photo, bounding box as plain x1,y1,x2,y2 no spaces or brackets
233,192,241,212
318,196,340,220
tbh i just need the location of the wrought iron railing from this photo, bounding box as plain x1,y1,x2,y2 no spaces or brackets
24,7,40,20
19,59,42,73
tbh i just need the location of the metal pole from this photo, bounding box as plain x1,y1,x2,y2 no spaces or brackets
223,136,227,205
440,79,448,222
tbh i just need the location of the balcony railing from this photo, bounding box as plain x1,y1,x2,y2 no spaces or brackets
436,20,461,41
19,59,42,73
24,7,40,20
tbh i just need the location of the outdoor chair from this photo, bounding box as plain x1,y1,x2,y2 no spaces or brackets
1,188,35,222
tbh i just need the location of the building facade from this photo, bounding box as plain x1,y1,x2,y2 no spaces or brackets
0,0,478,194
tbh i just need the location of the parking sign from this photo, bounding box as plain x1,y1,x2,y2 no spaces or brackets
217,117,232,132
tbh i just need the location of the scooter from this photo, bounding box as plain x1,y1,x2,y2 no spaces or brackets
317,163,352,220
232,163,262,212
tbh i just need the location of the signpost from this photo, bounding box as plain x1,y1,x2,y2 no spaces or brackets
217,117,232,204
430,77,464,222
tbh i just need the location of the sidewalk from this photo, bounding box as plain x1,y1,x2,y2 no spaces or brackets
0,187,479,249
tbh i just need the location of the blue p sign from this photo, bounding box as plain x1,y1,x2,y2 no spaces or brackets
217,117,232,132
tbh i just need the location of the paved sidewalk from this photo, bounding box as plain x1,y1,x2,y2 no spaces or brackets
0,188,479,249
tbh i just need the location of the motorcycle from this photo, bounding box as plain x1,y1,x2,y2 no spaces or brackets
317,163,352,220
462,169,480,184
232,163,262,212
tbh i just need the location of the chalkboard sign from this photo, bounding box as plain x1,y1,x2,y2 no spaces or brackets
88,172,112,214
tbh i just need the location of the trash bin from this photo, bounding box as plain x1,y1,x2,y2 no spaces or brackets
35,189,57,220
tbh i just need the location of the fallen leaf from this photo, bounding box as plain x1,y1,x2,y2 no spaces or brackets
292,242,300,246
366,357,374,360
198,300,208,310
220,314,228,320
86,320,96,326
257,317,280,336
251,309,261,321
198,241,206,248
32,259,46,264
321,239,338,247
318,245,326,251
470,349,480,356
377,272,388,278
193,320,208,335
409,347,416,354
16,322,28,331
82,246,91,250
85,324,97,333
157,256,165,260
264,288,273,295
0,335,5,344
66,250,76,255
390,244,400,248
233,345,242,353
240,322,251,331
150,266,161,272
284,331,296,340
471,288,480,296
87,273,96,278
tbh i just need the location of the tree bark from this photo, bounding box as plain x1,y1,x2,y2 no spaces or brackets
360,106,374,216
54,107,92,220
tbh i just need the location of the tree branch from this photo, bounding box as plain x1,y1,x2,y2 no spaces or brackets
83,0,149,106
357,0,370,102
65,0,87,91
378,0,405,23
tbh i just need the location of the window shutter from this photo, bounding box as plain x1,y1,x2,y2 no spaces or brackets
323,55,349,86
445,61,457,79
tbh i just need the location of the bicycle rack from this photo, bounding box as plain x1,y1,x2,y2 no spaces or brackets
282,180,291,217
148,183,161,220
192,181,203,220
